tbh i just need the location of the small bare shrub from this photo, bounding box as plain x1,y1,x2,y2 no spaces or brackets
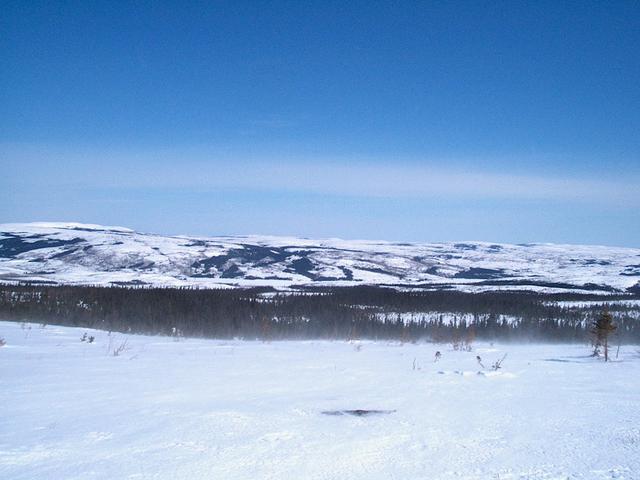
412,357,420,370
492,353,507,371
452,339,473,352
112,339,129,357
80,333,94,343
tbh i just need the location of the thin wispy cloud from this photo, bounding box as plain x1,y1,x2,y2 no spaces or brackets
4,144,638,205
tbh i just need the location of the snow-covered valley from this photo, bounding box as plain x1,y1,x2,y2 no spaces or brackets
1,320,639,479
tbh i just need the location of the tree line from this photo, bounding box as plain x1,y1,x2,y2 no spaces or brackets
0,284,638,343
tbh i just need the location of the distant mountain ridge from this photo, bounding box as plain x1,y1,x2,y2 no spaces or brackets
1,222,639,293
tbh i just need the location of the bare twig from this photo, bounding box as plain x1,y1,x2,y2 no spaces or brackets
112,338,129,357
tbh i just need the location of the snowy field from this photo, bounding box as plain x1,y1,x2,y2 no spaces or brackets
1,321,639,480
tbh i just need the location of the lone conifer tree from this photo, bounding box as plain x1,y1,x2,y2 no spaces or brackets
591,309,617,362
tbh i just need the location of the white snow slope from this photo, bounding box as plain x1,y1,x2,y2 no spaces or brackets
1,222,639,293
1,320,639,479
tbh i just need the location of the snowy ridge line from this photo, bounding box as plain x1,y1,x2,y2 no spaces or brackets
1,222,639,293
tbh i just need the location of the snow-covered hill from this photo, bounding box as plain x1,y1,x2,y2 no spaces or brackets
0,222,639,293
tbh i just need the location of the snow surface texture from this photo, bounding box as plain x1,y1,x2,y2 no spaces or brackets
1,320,639,479
1,222,640,292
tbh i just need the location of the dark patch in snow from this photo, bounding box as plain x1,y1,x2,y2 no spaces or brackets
356,266,399,277
66,226,129,234
454,243,478,251
322,409,395,417
425,266,443,275
621,265,640,277
285,257,316,279
192,246,356,281
627,283,640,294
128,261,155,270
244,275,292,280
50,248,79,259
220,264,243,279
110,280,149,286
571,258,612,266
453,268,507,280
183,240,208,247
340,267,354,281
0,234,84,258
192,245,292,278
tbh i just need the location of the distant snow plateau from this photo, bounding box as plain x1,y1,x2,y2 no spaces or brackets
1,222,639,293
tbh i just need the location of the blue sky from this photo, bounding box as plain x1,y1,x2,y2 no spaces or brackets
2,1,639,246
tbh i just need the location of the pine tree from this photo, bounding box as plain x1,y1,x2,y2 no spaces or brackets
591,309,617,362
